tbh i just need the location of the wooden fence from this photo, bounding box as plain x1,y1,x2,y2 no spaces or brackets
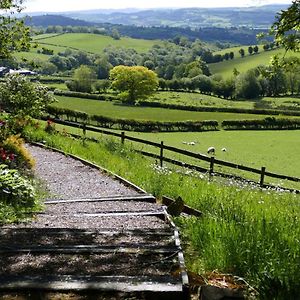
47,118,300,193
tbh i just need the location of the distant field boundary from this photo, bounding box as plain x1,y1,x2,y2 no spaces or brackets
139,101,300,117
46,105,300,132
53,90,300,117
43,117,300,193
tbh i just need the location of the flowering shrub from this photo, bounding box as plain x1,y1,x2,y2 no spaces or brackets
2,135,35,170
0,147,16,165
45,119,56,134
0,164,36,207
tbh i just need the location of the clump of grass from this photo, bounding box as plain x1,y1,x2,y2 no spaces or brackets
24,124,300,299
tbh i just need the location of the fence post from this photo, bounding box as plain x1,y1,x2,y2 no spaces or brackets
121,131,125,144
82,123,86,137
209,156,215,177
160,141,164,167
260,166,266,187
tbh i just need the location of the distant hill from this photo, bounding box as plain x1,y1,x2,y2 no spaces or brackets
63,5,289,29
25,14,95,27
24,15,270,45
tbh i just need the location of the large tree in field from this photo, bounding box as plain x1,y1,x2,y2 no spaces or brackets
0,0,31,59
110,66,158,104
271,0,300,52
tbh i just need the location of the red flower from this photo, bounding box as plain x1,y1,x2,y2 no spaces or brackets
9,153,16,161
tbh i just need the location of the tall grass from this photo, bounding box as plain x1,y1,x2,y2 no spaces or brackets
24,124,300,299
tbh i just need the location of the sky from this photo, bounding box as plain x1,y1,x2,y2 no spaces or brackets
24,0,292,12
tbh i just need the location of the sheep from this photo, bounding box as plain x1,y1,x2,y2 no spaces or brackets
207,146,215,155
221,147,227,152
182,141,196,145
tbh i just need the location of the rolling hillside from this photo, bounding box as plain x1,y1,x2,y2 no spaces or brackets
209,48,300,78
32,33,163,54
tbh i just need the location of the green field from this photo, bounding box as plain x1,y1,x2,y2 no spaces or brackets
53,95,275,122
32,33,162,54
210,48,300,78
122,130,300,180
14,44,70,62
149,91,300,110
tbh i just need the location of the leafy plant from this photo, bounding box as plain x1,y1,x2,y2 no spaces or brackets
0,74,55,118
0,164,36,207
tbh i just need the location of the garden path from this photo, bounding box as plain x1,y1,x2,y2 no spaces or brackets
0,144,188,299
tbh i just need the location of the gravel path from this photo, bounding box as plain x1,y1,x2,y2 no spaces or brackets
27,144,139,200
0,144,184,299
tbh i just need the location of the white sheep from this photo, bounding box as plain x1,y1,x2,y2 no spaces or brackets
221,147,227,152
207,146,215,155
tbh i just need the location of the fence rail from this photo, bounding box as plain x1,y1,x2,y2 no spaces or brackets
47,118,300,192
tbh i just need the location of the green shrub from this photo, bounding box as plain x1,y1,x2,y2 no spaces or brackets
222,118,300,130
0,164,36,207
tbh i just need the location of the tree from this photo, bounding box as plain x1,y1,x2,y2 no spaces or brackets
263,44,270,51
239,48,245,57
71,65,97,93
283,56,300,95
110,66,158,104
235,70,261,99
248,46,253,55
0,0,31,59
223,53,230,61
94,80,111,93
271,0,300,52
95,56,113,79
192,75,213,94
111,28,121,40
0,74,55,118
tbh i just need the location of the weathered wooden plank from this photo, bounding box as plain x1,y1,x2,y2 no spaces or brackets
45,194,156,204
0,245,179,254
0,228,174,236
0,275,184,292
71,211,166,217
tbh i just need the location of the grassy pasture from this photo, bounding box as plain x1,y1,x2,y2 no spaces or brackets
149,91,300,110
53,95,274,122
31,33,162,54
123,130,300,180
209,48,300,78
14,44,70,62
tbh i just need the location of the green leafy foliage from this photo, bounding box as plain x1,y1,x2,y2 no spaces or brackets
0,74,55,118
69,65,97,93
271,0,300,52
0,164,36,207
110,65,159,104
0,0,31,59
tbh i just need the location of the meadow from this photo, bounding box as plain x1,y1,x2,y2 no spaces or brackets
122,130,300,180
24,123,300,299
14,44,68,62
53,120,300,188
209,48,300,78
53,95,276,122
148,91,300,110
33,33,163,54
